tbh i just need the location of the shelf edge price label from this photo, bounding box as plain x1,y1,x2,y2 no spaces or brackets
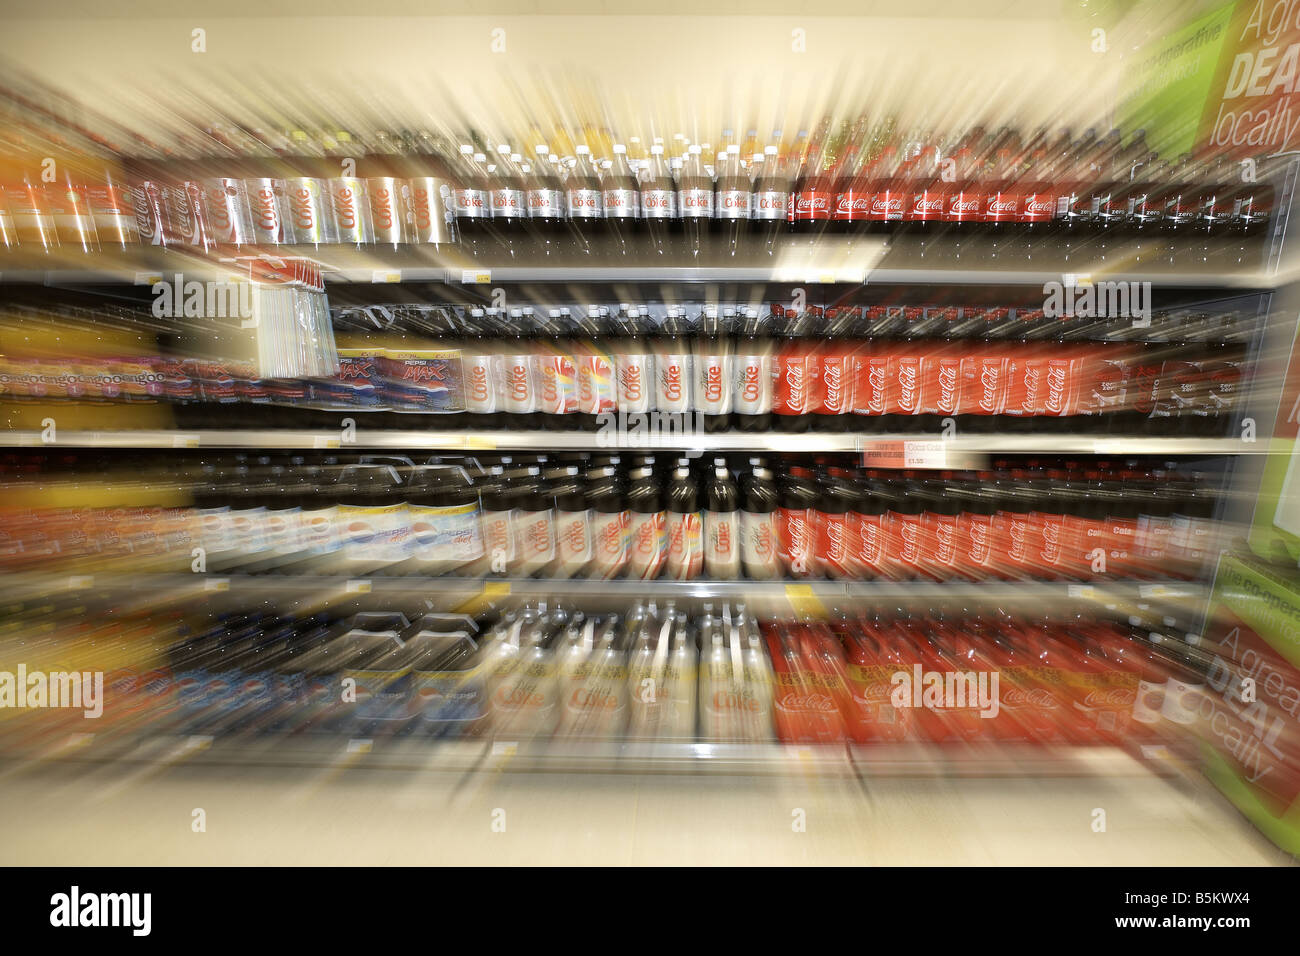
860,440,906,469
785,583,823,617
203,578,230,592
346,579,371,594
371,270,402,283
903,440,946,469
1066,584,1096,599
465,436,496,450
133,272,163,287
461,269,492,284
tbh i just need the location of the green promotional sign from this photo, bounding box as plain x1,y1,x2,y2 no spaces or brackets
1119,2,1235,159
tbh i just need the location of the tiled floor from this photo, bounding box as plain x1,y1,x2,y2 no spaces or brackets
0,759,1291,865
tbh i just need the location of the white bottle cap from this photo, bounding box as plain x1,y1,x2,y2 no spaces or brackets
613,144,626,154
650,144,663,155
689,145,702,155
498,143,511,155
576,144,590,155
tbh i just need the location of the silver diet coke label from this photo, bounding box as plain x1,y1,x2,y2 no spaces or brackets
695,354,732,415
641,188,675,218
329,177,374,243
246,178,288,244
603,187,639,219
453,186,489,218
527,188,565,218
567,188,603,218
679,187,713,218
752,189,787,220
368,176,406,242
716,188,751,219
733,353,772,414
490,187,527,219
283,176,332,244
617,351,653,413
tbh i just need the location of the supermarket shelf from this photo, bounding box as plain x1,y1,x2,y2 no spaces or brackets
0,237,1275,289
0,571,1208,608
1,730,1174,778
0,428,1255,460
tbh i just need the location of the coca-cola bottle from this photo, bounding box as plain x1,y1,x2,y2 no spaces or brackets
640,142,678,256
981,134,1023,260
1225,152,1274,267
537,308,579,430
664,464,703,580
485,144,527,258
904,142,945,257
566,144,604,256
752,144,789,256
452,144,490,257
773,305,819,432
586,464,629,579
704,458,740,579
831,142,870,240
678,144,713,257
740,458,780,580
1161,154,1200,266
789,129,832,245
694,306,732,432
654,306,693,421
867,145,908,237
733,306,773,432
612,304,654,422
363,130,408,249
777,467,822,578
715,143,751,256
626,464,667,580
501,310,540,429
942,145,983,262
815,306,856,431
817,470,861,580
602,144,640,259
550,465,592,579
525,145,568,257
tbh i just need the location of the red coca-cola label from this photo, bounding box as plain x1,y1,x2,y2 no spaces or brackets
906,188,946,222
791,188,831,221
944,189,983,222
868,188,905,221
982,189,1022,222
819,348,852,414
775,351,815,415
893,512,925,569
818,510,855,576
854,353,888,416
777,507,817,575
853,512,893,576
833,188,871,221
1020,190,1058,222
891,354,923,415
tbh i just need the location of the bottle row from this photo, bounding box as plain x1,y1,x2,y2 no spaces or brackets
0,452,1221,582
0,120,1276,267
0,601,1220,749
3,303,1254,437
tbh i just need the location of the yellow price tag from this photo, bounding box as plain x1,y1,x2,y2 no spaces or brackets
465,436,496,450
785,583,823,618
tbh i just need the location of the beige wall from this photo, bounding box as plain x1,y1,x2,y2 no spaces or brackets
0,2,1196,145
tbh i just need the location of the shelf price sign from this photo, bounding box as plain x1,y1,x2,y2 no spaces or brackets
860,440,946,470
